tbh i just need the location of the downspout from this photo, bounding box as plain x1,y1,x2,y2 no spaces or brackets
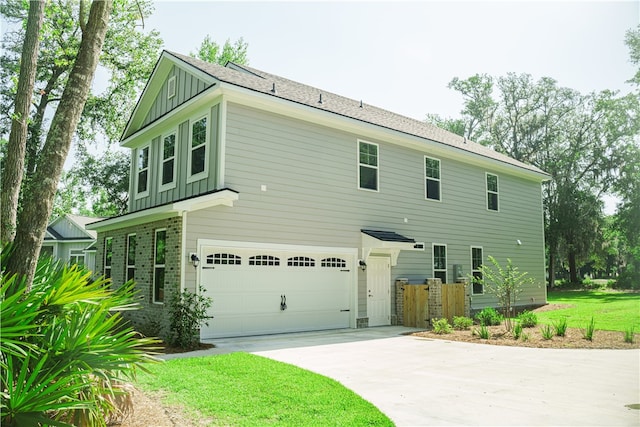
180,210,188,293
217,98,227,187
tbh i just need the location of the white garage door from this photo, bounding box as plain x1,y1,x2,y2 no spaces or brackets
199,244,354,338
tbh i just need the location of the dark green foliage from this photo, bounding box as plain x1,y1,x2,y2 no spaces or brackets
517,310,538,327
1,255,159,426
513,322,523,339
475,307,504,326
167,286,213,349
474,324,490,339
540,324,554,340
583,316,596,341
553,317,568,337
624,326,635,343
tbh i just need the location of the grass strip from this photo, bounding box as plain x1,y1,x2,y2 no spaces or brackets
137,352,393,426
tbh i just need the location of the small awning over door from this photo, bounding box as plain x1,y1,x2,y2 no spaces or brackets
361,229,424,266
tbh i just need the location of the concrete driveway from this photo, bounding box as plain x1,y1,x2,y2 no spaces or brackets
173,327,640,426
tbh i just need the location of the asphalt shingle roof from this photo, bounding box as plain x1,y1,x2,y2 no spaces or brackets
166,51,546,176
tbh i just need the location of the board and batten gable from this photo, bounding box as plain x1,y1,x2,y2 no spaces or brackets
128,103,221,213
182,102,546,316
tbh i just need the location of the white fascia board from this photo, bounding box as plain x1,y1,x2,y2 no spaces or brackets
361,234,419,267
198,239,358,255
220,85,549,183
87,190,238,233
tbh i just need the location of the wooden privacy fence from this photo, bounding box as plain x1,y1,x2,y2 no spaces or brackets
403,284,429,328
398,279,469,327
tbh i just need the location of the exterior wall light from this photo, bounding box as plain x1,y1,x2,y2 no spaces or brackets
359,259,367,271
190,253,200,268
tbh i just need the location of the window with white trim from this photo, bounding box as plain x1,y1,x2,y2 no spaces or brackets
425,156,441,201
167,76,176,99
321,257,347,268
136,145,150,196
188,115,208,181
160,132,176,190
486,173,499,211
249,255,280,266
471,246,483,295
69,250,85,266
104,237,113,279
432,244,447,283
358,140,379,191
126,233,136,282
153,229,166,303
207,253,241,265
287,256,315,267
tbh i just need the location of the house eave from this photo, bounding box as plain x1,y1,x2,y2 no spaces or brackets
87,189,239,233
361,230,423,267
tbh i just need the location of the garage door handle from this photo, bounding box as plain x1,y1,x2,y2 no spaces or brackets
340,309,350,312
202,266,215,270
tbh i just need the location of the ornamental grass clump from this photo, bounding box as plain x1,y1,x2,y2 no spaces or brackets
512,321,523,339
473,324,491,339
583,316,596,341
553,317,568,337
540,324,554,340
624,326,635,344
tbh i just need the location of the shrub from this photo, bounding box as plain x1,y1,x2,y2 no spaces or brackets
540,324,553,340
475,307,504,326
513,321,523,339
473,324,490,339
553,317,568,337
453,316,473,330
1,256,158,426
624,326,635,343
168,286,214,349
521,332,530,342
517,310,538,327
583,316,596,341
432,318,453,334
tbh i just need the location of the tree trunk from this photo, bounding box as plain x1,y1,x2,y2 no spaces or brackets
568,251,579,284
0,0,45,244
548,251,556,288
6,0,113,289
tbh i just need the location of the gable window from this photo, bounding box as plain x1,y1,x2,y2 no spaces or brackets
126,233,136,282
104,237,113,279
69,250,85,266
188,115,208,182
432,244,447,283
167,76,176,99
153,229,166,303
486,173,499,211
425,156,441,201
471,246,483,295
358,140,379,191
160,132,176,190
136,145,150,196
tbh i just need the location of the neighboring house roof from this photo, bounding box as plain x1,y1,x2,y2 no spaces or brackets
158,51,547,178
44,214,105,241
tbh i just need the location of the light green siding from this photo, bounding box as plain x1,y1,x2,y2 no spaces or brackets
184,102,546,315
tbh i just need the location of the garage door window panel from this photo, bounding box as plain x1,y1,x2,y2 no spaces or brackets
249,255,280,266
321,257,347,268
207,253,241,265
287,256,315,267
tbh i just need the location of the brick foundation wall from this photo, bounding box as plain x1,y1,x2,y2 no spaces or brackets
95,216,183,340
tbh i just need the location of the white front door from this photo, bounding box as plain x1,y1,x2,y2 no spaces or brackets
367,257,390,326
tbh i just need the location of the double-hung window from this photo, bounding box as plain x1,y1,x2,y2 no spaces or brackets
425,156,441,201
126,233,136,282
471,246,483,294
136,145,150,197
153,229,166,303
358,140,379,191
69,250,85,266
433,244,447,283
188,115,208,182
104,237,113,279
486,173,499,211
160,132,176,190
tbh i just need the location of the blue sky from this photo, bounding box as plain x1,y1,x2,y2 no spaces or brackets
146,1,638,121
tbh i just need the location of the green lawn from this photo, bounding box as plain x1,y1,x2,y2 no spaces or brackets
136,352,393,426
536,290,640,332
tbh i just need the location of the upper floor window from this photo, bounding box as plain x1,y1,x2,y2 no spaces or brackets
433,244,447,283
160,132,176,190
425,156,441,201
167,76,176,99
188,115,208,182
471,246,483,295
104,237,113,279
136,145,150,197
126,233,136,282
154,229,166,303
486,173,499,211
358,140,379,191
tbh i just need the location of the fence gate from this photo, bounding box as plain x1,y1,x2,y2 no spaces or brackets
403,284,429,328
442,283,466,323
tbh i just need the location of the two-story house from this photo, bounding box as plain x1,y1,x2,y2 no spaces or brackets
88,51,549,339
